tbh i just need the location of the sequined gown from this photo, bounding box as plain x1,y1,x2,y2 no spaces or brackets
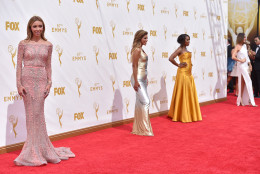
130,50,154,136
168,52,202,122
14,40,75,166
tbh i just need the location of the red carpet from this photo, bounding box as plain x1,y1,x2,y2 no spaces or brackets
0,94,260,174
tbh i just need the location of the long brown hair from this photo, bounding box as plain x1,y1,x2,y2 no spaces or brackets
236,33,245,45
25,16,47,41
131,30,148,53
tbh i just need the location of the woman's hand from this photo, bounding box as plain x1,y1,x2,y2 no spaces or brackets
18,86,26,97
240,58,246,63
44,84,51,98
249,65,252,72
133,81,141,91
179,62,187,68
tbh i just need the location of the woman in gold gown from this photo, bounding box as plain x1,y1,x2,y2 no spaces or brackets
130,30,154,136
168,34,202,122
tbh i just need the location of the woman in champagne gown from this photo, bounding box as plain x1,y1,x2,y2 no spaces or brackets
14,16,75,166
168,34,202,122
130,30,153,136
232,33,257,107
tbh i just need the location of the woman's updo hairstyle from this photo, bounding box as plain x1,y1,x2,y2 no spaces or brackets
177,34,189,45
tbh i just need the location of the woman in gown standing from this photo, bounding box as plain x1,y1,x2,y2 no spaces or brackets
232,33,257,107
130,30,153,136
15,16,75,166
168,34,202,122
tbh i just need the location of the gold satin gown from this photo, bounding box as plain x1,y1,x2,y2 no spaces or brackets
130,50,154,136
168,52,202,122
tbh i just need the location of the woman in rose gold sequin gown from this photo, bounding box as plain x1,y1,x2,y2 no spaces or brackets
14,16,75,166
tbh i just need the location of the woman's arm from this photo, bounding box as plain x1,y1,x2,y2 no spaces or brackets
132,48,141,91
44,43,53,98
232,45,246,63
16,41,26,97
169,47,186,67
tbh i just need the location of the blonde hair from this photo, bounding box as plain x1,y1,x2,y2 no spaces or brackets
25,16,47,41
131,30,148,53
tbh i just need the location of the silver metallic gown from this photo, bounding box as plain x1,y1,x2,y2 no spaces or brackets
130,50,154,136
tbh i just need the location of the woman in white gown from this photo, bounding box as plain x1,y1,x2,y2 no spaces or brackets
232,33,257,107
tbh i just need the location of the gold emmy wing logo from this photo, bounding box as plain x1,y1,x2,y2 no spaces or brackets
58,0,61,6
216,16,220,21
138,23,143,30
151,0,155,15
75,18,82,38
93,103,99,120
75,78,82,97
151,46,155,61
8,45,17,69
55,45,63,66
162,72,167,84
96,0,99,9
193,7,197,20
93,46,99,65
124,98,130,113
202,29,206,40
202,68,205,80
193,48,196,60
174,4,178,18
110,21,116,38
163,25,167,40
56,108,63,128
9,115,18,138
126,0,130,13
6,21,19,31
110,76,116,92
125,46,130,63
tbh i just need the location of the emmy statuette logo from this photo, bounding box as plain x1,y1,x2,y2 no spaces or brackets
93,103,99,120
163,25,167,40
56,108,63,128
162,72,167,84
9,115,18,138
75,18,82,38
193,48,196,60
124,98,130,113
174,4,178,18
8,45,17,69
110,21,116,38
194,7,197,20
202,68,205,80
151,46,155,61
150,94,155,108
55,45,63,66
202,29,206,40
96,0,99,9
151,0,155,15
58,0,61,5
93,46,99,65
126,0,130,12
75,78,82,97
125,46,130,63
110,76,116,92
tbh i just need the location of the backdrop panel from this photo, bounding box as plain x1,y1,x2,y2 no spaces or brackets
0,0,228,147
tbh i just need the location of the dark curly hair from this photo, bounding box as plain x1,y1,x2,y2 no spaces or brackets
177,34,190,45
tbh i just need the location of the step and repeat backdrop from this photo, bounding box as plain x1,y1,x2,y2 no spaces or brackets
0,0,227,147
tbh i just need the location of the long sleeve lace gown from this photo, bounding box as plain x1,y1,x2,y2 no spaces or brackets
14,40,75,166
